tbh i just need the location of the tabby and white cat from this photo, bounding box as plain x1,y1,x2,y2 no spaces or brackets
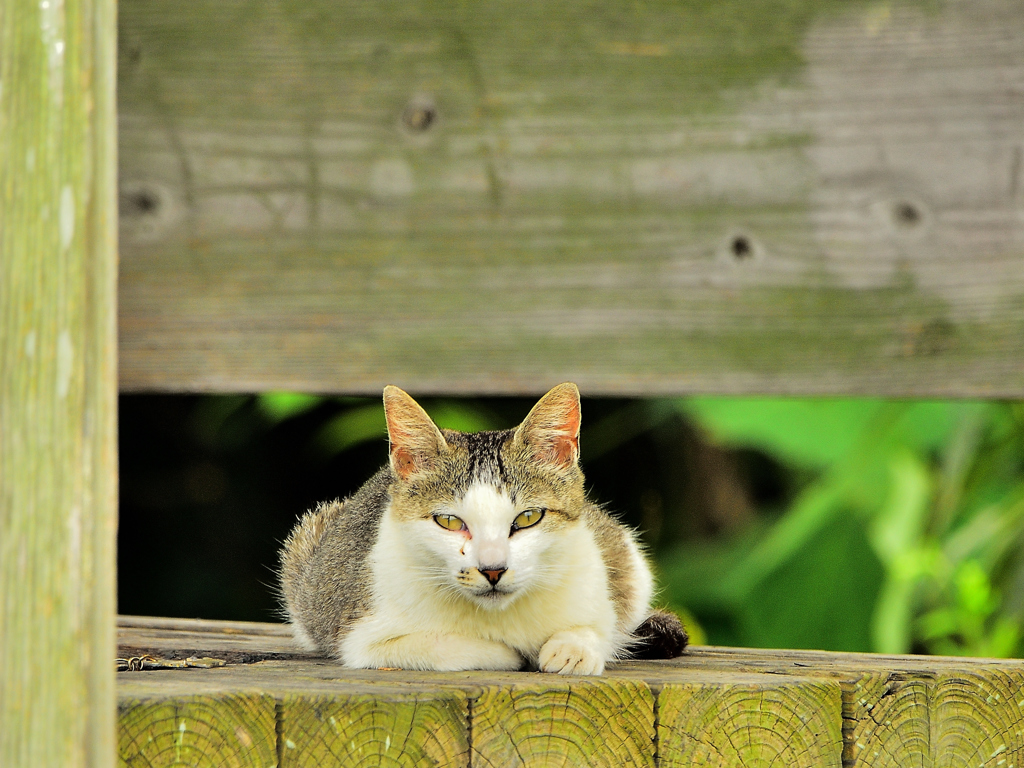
279,383,686,675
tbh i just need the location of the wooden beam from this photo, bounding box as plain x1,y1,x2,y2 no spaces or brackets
0,0,118,762
622,646,1024,768
656,675,842,768
116,0,1024,396
118,693,277,768
470,679,655,767
117,617,1024,767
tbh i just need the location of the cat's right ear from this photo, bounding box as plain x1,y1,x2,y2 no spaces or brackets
383,386,448,480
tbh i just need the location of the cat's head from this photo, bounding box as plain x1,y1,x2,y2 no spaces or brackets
383,383,587,609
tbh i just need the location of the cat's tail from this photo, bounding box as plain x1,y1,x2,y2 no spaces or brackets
629,609,689,659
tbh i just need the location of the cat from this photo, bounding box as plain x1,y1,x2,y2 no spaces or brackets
279,383,687,675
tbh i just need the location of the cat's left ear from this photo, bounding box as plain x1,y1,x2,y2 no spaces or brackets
383,386,448,480
514,383,581,470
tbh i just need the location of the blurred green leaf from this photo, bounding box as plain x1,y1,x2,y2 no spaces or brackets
188,395,250,447
721,475,848,596
681,398,882,469
985,619,1021,658
428,402,502,433
870,451,931,566
872,577,917,654
316,404,388,454
313,400,502,457
659,514,884,651
891,402,992,455
945,491,1024,571
583,400,676,459
257,392,324,422
956,560,996,616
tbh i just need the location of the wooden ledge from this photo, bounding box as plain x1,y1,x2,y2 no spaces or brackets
117,616,1024,767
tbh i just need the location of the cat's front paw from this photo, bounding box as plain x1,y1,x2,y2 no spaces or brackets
538,628,605,676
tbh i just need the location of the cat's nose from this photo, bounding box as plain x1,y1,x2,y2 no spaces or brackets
481,567,506,586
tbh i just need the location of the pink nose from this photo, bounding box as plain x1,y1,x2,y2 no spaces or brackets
481,568,506,586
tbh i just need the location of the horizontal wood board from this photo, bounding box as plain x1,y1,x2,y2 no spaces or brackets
118,616,1024,767
117,0,1024,396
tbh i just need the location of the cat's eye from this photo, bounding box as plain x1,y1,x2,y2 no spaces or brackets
511,508,545,532
433,514,467,532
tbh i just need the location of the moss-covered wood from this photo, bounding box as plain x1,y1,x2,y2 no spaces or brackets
116,0,1024,396
471,679,655,768
281,689,469,767
656,675,842,768
118,693,277,768
0,0,118,764
117,617,1024,767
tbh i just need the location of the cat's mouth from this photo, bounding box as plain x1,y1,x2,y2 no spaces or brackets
476,584,511,597
469,584,516,605
456,567,518,603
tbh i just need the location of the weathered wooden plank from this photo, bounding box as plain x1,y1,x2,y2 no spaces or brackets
840,668,1024,768
471,679,654,768
618,647,1024,768
657,675,843,768
117,665,474,767
117,0,1024,396
281,690,469,768
115,618,1024,767
118,614,311,661
0,0,118,763
118,693,277,768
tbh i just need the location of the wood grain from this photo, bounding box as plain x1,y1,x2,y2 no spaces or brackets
843,668,1024,768
114,619,1024,766
657,675,843,768
116,0,1024,396
619,647,1024,768
0,0,118,764
470,679,655,768
118,693,277,768
281,691,469,768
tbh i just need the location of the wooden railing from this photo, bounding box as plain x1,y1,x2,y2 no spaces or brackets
118,616,1024,767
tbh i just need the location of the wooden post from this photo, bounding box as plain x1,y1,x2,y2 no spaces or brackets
0,0,118,764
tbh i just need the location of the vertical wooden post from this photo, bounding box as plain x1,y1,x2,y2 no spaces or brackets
0,0,117,763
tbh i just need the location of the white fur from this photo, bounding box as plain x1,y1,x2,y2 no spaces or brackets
291,621,318,652
621,532,655,636
339,482,622,674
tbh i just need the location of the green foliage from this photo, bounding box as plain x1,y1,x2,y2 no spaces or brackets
662,398,1024,657
255,393,503,457
257,392,324,422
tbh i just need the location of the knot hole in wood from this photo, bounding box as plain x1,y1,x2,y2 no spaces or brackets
121,187,160,217
403,96,437,133
893,201,922,228
730,235,754,260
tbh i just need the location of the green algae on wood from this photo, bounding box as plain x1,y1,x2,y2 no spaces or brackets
657,676,844,768
280,690,469,767
471,679,655,768
0,0,118,764
118,694,277,768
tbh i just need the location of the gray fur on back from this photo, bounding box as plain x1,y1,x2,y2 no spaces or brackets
279,467,392,655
